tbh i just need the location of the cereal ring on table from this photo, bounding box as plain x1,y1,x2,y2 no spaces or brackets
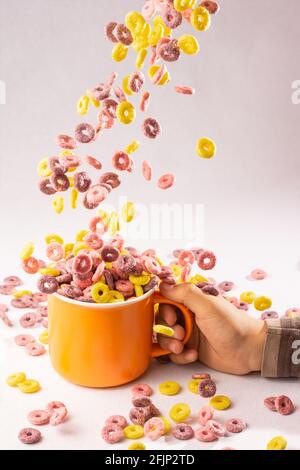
163,6,182,29
264,396,277,412
210,395,231,410
91,282,110,303
102,425,124,444
218,281,234,292
112,151,131,171
124,424,144,440
37,275,59,294
25,342,46,356
200,1,220,14
199,406,214,425
46,401,67,413
159,380,181,396
206,420,226,437
116,24,133,46
250,268,267,280
142,117,161,139
240,291,256,304
128,442,146,450
144,417,165,440
188,378,202,394
18,428,42,445
225,418,246,434
37,305,48,317
18,379,40,394
6,372,26,386
3,275,22,286
28,410,50,426
14,334,35,346
57,134,77,150
50,406,68,426
157,173,175,189
174,86,195,95
84,155,102,170
75,123,95,144
159,40,181,62
172,423,194,440
101,246,120,263
46,243,64,262
267,436,287,451
0,284,15,295
199,379,216,398
10,298,30,308
196,137,216,159
131,396,152,408
195,426,218,442
253,296,272,311
105,21,118,43
131,383,153,397
0,309,13,326
74,171,92,193
112,43,129,62
178,250,195,266
19,312,37,329
169,403,191,423
238,301,249,311
197,250,216,270
129,71,145,93
275,395,294,415
22,257,40,274
129,407,152,426
39,330,49,344
191,5,211,31
116,101,136,125
99,172,121,189
39,178,56,195
105,415,128,429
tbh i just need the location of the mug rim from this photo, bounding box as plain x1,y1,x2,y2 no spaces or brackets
51,287,155,309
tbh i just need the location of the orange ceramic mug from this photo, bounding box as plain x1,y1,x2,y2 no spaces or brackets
48,289,193,388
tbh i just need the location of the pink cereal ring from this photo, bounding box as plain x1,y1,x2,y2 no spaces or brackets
285,307,300,319
112,151,131,171
74,171,92,193
46,401,67,413
19,312,37,328
200,1,220,14
142,160,152,181
57,134,77,150
129,71,145,93
157,173,175,190
218,281,234,292
115,280,134,295
140,91,151,113
84,155,102,170
172,423,194,440
105,21,118,43
142,0,156,20
59,155,80,170
32,292,48,303
26,342,46,356
18,427,42,445
103,99,118,118
198,250,216,271
129,407,152,426
116,24,133,46
199,406,214,426
97,108,115,129
206,420,226,437
72,253,93,275
0,284,16,295
92,261,106,283
174,86,195,95
225,418,246,433
109,235,124,251
0,310,13,327
86,184,109,206
114,87,127,103
91,83,112,101
144,417,164,440
49,406,68,426
105,415,128,429
106,71,118,88
75,123,95,144
264,396,277,412
275,395,295,415
22,257,40,274
142,117,161,139
101,425,124,444
3,275,22,286
250,269,267,280
99,172,121,189
89,216,108,235
131,383,153,397
144,258,161,276
195,427,218,442
181,264,192,282
28,410,50,426
178,250,195,267
163,7,182,29
85,232,103,250
46,243,64,262
14,334,35,346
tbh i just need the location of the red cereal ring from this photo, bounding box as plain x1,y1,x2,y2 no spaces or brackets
105,415,128,429
3,275,22,286
197,250,216,271
129,407,152,426
115,280,134,295
198,405,214,425
206,420,226,437
159,39,181,62
178,250,195,266
18,428,42,445
200,1,220,14
129,71,145,93
195,426,218,442
225,418,246,434
91,83,112,101
199,379,217,398
59,155,81,170
89,216,108,234
50,406,68,426
116,254,136,273
22,257,40,274
102,99,118,119
114,86,127,103
264,396,277,412
37,275,59,294
157,173,175,190
174,86,195,95
39,178,56,195
14,334,35,346
26,342,46,356
19,312,37,328
50,173,70,192
140,91,151,113
99,172,121,189
49,157,66,175
28,410,50,426
109,234,125,251
83,193,100,210
101,425,124,444
105,21,118,43
74,171,92,193
275,395,294,415
56,134,77,150
72,253,93,275
101,246,120,263
131,383,153,397
84,155,102,170
97,108,115,129
57,285,82,299
84,232,103,250
116,23,133,45
142,117,161,139
172,423,194,440
112,151,131,171
75,123,95,144
86,184,109,206
163,5,183,28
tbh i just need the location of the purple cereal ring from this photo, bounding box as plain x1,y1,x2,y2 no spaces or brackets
74,171,92,193
116,254,136,273
129,71,145,93
238,301,249,311
18,428,42,445
143,277,158,293
130,261,144,276
142,117,161,139
103,270,115,291
101,245,120,263
163,7,183,29
105,415,128,429
161,276,176,285
14,334,35,346
264,396,277,412
129,407,152,426
91,83,112,101
57,284,82,299
37,275,59,294
200,1,220,14
59,154,80,170
195,426,218,442
3,275,22,286
28,410,50,426
103,99,118,118
159,39,181,62
131,396,153,408
105,22,118,43
26,342,46,356
116,23,133,46
72,253,93,275
285,307,300,319
75,123,95,144
225,418,246,433
83,193,100,210
206,420,226,437
0,284,15,295
101,425,124,444
275,395,294,415
48,157,65,175
172,423,194,440
261,310,279,320
112,151,131,171
198,250,216,271
199,406,214,425
19,312,37,328
201,284,219,296
39,178,56,195
218,281,234,292
199,379,216,398
98,172,121,189
56,273,72,284
56,134,77,150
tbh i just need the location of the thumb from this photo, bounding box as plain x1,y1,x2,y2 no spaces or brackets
159,282,208,314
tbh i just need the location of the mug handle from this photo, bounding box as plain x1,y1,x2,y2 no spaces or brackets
151,291,193,358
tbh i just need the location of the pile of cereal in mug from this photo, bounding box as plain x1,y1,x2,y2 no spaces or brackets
37,0,218,214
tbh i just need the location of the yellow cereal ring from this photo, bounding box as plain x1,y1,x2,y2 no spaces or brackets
169,403,191,423
64,243,74,258
148,65,170,86
39,267,60,277
91,283,110,303
136,48,148,69
122,75,135,96
98,209,111,227
59,149,73,157
125,140,140,154
153,325,174,337
105,262,113,270
109,290,125,303
196,137,216,159
171,265,182,277
70,188,78,209
240,291,256,304
18,379,41,394
77,95,90,116
128,442,146,450
267,436,287,451
159,381,181,396
190,6,211,32
72,242,92,256
45,233,64,245
6,372,26,387
189,274,209,284
124,424,144,440
122,202,136,223
254,296,272,311
161,417,171,435
178,35,199,55
108,212,120,235
138,22,151,40
39,330,49,344
116,101,136,125
129,274,151,286
20,242,34,260
153,16,172,37
174,0,196,12
149,23,164,46
13,290,32,299
86,89,101,108
132,37,149,53
68,176,74,187
112,42,129,62
37,158,51,177
76,229,89,242
134,285,144,297
125,11,146,35
210,395,231,410
188,378,202,394
52,194,64,214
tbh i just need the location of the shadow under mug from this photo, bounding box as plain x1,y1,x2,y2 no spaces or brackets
48,289,193,388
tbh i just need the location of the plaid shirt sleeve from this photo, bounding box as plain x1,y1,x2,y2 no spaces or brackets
262,318,300,378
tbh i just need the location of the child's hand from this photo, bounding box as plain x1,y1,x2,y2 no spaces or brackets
157,282,267,375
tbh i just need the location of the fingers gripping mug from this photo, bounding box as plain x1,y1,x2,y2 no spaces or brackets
48,289,193,387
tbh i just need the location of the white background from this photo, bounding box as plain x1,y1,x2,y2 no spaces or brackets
0,0,300,450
